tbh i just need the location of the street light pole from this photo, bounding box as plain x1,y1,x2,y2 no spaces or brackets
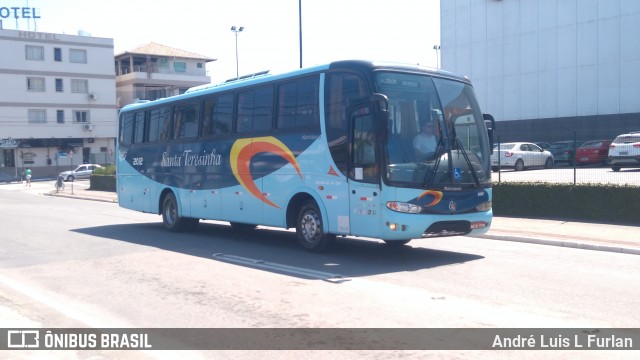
299,0,303,68
231,26,244,78
433,45,440,68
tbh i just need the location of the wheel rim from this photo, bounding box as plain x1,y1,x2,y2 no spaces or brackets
515,160,524,171
300,210,321,245
165,200,177,225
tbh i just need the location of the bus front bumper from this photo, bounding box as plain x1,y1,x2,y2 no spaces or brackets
380,210,492,241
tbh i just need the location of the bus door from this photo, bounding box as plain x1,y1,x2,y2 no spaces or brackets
348,104,382,238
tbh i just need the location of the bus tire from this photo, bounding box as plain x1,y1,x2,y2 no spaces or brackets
162,193,187,232
296,200,335,252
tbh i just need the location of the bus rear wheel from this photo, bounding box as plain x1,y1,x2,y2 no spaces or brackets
162,193,189,232
296,200,335,252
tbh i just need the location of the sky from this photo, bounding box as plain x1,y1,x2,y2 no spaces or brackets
5,0,440,84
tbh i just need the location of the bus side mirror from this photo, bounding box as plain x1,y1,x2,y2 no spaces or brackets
483,113,496,154
371,93,389,112
371,93,389,141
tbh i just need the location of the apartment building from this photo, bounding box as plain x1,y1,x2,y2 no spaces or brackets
0,28,216,181
114,42,215,107
0,28,117,180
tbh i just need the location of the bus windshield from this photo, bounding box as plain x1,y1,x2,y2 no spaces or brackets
375,72,491,188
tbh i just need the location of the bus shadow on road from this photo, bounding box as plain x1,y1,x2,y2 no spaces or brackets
72,221,484,280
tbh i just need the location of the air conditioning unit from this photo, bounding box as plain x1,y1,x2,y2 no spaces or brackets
83,124,94,131
88,92,98,100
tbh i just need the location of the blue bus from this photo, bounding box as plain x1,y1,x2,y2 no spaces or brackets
117,60,495,251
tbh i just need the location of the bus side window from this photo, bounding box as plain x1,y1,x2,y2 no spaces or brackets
237,86,273,133
173,102,199,139
203,96,233,137
157,106,172,141
133,111,146,144
351,106,378,183
120,112,134,146
325,72,368,175
148,108,160,142
214,95,233,135
202,98,212,136
276,75,319,130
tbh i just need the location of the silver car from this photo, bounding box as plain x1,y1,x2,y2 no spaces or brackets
491,142,554,172
59,164,102,181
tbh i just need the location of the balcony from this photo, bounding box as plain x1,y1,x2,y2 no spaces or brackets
116,64,211,94
117,64,208,77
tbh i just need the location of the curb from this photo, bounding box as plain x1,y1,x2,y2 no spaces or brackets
45,191,117,203
475,234,640,256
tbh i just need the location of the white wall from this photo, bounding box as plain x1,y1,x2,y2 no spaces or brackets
441,0,640,121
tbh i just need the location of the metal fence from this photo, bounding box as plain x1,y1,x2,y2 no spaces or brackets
492,131,640,186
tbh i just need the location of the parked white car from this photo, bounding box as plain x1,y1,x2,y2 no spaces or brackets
491,142,554,172
59,164,102,181
608,131,640,171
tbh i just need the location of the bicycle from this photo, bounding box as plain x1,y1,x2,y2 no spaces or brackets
55,176,65,192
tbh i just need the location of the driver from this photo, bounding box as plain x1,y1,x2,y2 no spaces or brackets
413,119,438,160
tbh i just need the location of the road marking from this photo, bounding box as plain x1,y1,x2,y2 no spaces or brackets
0,274,202,359
212,253,350,283
0,274,122,328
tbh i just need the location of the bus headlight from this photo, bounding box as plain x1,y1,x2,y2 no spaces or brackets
386,201,422,214
475,201,492,212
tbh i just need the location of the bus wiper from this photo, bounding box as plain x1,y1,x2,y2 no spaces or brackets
423,136,447,187
453,137,480,186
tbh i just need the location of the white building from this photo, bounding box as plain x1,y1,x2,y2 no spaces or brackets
0,28,117,180
441,0,640,141
114,42,215,107
0,28,216,181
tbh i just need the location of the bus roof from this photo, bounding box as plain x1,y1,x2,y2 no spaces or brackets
120,60,469,112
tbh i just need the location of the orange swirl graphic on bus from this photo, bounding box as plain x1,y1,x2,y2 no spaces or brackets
230,136,302,208
418,190,443,207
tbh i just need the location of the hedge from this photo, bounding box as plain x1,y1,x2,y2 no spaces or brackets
89,175,116,192
492,182,640,225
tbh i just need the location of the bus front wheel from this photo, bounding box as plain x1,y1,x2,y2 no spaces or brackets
162,193,189,232
296,200,335,252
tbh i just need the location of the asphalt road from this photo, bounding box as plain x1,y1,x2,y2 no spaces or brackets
0,186,638,359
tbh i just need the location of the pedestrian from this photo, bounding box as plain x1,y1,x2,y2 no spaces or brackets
24,167,32,187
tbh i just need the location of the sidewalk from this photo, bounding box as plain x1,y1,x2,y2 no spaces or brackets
48,185,118,203
477,216,640,255
46,186,640,256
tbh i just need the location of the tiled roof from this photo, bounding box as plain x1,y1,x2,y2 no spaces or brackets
116,42,216,62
